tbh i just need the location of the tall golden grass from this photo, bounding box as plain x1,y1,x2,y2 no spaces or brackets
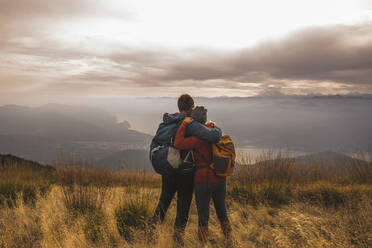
0,152,371,247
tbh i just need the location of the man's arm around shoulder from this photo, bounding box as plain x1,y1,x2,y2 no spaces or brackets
186,121,222,143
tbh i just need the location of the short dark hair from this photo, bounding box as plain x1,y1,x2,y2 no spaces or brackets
177,94,194,112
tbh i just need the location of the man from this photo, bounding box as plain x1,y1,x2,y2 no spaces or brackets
151,94,222,244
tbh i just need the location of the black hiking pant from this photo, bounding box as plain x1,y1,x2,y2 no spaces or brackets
152,173,194,233
194,181,228,226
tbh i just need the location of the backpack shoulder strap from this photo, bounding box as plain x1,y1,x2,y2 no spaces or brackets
193,149,212,164
170,119,186,146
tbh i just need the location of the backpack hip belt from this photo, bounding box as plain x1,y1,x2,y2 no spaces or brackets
195,165,210,170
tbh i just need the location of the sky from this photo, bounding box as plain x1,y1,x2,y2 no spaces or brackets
1,0,372,105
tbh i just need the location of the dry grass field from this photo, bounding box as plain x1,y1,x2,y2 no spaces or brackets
0,152,371,248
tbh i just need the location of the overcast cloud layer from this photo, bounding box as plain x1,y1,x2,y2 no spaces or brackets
0,0,372,103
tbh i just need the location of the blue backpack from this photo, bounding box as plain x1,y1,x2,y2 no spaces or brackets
149,113,185,175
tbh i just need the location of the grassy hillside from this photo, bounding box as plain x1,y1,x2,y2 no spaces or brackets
0,152,371,248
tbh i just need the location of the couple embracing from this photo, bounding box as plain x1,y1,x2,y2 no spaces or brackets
150,94,234,247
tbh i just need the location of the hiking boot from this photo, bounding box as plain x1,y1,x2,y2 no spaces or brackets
197,225,209,244
220,221,233,247
220,221,232,238
173,229,185,247
146,222,158,244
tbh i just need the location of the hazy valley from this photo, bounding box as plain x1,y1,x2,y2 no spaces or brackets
1,95,371,170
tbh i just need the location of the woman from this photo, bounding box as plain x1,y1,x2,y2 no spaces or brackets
173,106,232,245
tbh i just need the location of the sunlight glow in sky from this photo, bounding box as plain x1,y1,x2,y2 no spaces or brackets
61,0,370,49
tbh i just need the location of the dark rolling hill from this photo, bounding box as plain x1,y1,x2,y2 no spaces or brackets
253,150,369,173
0,154,55,171
295,151,368,168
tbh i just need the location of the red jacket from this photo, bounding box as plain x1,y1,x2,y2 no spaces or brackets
174,121,226,183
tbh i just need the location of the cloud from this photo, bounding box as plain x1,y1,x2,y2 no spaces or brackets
0,0,132,24
0,0,99,19
0,0,133,43
92,22,372,95
0,5,371,98
151,23,372,86
240,24,372,84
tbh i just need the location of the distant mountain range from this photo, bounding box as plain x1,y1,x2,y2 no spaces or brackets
0,104,150,142
0,104,152,165
2,98,371,170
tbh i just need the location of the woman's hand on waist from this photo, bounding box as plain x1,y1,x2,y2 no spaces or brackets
184,117,193,124
206,120,216,128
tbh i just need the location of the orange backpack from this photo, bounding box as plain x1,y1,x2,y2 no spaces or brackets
195,135,236,176
210,135,236,176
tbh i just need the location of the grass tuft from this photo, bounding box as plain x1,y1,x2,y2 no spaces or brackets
228,183,292,207
0,167,52,207
115,198,153,242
